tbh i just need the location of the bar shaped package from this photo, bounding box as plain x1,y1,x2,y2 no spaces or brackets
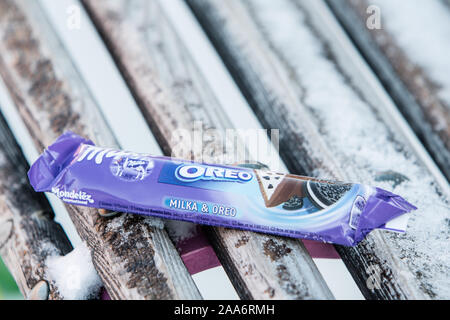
28,132,417,246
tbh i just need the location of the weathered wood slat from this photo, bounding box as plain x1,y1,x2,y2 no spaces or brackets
186,0,450,299
83,0,334,299
326,0,450,181
0,112,72,300
0,0,200,300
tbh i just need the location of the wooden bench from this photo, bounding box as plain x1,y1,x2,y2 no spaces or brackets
328,0,450,180
186,0,450,299
0,0,448,300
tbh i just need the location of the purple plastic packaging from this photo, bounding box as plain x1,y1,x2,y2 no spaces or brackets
28,132,417,246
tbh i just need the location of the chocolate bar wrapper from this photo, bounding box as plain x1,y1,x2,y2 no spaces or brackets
28,132,417,246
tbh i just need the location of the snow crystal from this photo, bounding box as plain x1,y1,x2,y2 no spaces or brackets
165,220,198,244
371,0,450,107
46,242,102,300
142,216,165,230
104,214,164,244
39,240,60,258
243,0,450,297
104,214,132,242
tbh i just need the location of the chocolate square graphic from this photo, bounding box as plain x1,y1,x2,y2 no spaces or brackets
254,170,306,207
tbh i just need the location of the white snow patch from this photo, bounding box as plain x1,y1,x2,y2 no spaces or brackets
105,215,132,242
165,220,198,244
142,216,165,230
244,0,450,298
372,0,450,107
39,241,60,257
46,242,102,300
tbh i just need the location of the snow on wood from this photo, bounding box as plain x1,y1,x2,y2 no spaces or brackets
0,111,72,300
0,0,200,300
83,0,334,299
187,0,450,299
46,242,102,300
328,0,450,180
165,220,198,244
371,0,450,107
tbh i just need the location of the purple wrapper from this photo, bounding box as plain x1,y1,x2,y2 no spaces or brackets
28,132,417,246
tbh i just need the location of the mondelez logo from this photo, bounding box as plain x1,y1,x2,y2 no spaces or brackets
51,187,94,204
175,164,253,183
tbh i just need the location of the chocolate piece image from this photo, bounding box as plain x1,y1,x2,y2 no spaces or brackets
305,180,352,209
255,170,306,207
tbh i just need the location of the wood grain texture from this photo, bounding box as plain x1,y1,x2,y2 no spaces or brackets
326,0,450,181
0,0,200,300
83,0,333,300
186,0,450,299
0,112,72,300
